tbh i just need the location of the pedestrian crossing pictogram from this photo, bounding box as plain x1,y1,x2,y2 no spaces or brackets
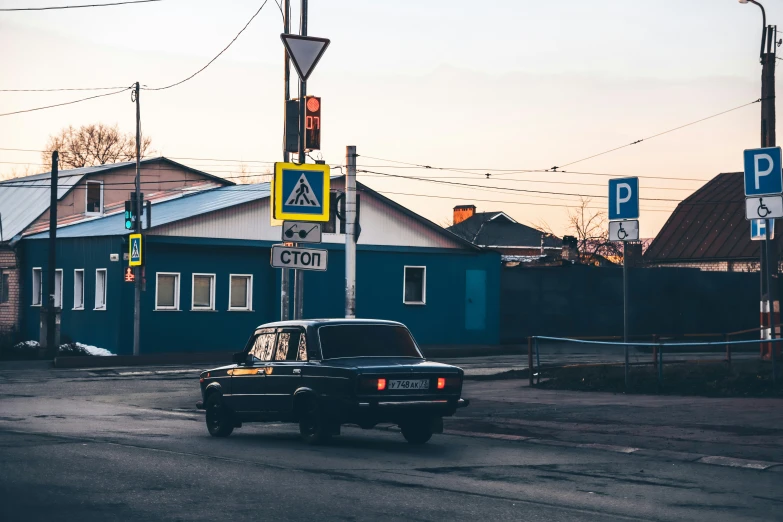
285,174,321,207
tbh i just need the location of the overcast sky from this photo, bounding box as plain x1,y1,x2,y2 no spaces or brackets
2,0,782,237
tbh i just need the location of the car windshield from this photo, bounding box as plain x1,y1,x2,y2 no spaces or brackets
318,324,423,359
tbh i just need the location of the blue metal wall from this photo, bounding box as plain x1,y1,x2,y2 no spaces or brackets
21,236,500,354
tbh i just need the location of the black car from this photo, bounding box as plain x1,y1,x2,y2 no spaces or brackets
197,319,468,444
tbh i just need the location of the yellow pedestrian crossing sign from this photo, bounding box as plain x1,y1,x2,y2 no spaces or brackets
129,233,143,267
273,162,330,221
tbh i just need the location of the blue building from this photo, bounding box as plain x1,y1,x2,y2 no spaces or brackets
20,179,500,354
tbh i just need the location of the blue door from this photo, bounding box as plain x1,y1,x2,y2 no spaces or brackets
465,270,487,330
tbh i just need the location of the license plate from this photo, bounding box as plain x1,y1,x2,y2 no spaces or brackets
388,379,429,390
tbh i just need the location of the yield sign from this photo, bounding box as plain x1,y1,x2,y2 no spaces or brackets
281,34,330,81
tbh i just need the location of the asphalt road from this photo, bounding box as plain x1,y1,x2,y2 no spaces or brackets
0,365,780,521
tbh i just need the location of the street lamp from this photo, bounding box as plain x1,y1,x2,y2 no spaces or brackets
739,0,767,61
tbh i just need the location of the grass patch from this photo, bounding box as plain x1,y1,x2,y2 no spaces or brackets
536,360,783,398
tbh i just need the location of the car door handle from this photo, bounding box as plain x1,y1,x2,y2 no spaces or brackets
293,369,301,374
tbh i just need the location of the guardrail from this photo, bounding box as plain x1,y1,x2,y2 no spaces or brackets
527,335,781,390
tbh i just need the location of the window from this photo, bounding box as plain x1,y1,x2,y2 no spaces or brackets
73,269,84,309
54,269,63,309
0,272,8,304
95,269,107,310
85,181,103,215
228,274,252,311
318,325,421,359
155,273,180,310
249,331,277,362
192,274,215,311
32,268,42,306
403,266,426,305
276,328,306,361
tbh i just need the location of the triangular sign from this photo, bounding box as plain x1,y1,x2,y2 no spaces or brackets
280,34,331,81
285,173,321,207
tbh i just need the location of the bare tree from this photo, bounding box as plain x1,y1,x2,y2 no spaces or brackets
232,163,273,185
41,123,153,170
566,197,622,264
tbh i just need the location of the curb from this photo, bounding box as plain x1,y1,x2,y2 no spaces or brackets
437,428,783,471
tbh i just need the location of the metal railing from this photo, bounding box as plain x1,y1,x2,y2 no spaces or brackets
527,335,781,391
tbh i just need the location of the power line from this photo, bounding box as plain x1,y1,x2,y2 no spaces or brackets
357,157,711,183
0,86,131,92
550,97,765,171
0,0,161,11
0,86,131,117
359,169,685,203
143,0,269,91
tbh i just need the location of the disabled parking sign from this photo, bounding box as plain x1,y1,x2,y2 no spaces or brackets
273,162,330,221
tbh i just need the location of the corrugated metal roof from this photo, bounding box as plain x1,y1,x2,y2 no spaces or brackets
28,183,272,239
447,211,560,248
0,162,131,241
644,172,765,262
0,157,233,242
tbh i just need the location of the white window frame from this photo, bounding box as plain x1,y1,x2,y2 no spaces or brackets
32,267,42,306
191,273,216,311
73,269,85,310
155,272,180,311
228,274,253,311
85,180,104,216
403,265,427,305
54,269,63,309
94,268,107,311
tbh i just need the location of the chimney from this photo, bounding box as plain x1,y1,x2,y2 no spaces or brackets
453,205,476,225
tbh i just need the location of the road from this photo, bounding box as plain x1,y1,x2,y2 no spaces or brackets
0,364,780,521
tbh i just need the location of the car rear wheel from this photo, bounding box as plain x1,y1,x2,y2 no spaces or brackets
205,393,234,438
400,421,433,444
298,400,332,445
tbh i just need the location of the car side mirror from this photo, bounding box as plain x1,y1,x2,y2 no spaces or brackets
232,352,246,364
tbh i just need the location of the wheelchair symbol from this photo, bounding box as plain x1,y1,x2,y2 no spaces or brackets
617,222,628,240
758,198,771,218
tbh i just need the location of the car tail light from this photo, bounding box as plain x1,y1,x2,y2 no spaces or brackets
437,377,446,389
377,378,387,391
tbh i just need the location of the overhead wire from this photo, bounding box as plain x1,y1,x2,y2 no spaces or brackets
0,86,132,117
143,0,269,91
0,0,162,11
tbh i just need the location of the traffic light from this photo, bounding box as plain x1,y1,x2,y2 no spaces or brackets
124,201,133,230
305,96,321,151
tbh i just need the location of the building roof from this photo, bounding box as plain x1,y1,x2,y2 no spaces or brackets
0,157,232,242
447,211,560,248
644,172,765,262
28,183,270,239
26,176,482,251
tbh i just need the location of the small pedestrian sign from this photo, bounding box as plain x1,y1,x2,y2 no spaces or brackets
274,162,330,221
129,233,143,267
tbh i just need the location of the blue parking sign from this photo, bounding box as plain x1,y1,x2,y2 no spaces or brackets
608,177,639,221
744,147,782,196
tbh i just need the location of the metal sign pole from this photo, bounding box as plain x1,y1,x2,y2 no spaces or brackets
623,240,629,389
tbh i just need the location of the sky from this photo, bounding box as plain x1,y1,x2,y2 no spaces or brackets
1,0,783,238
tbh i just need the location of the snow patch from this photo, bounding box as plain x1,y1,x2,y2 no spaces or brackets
73,343,115,357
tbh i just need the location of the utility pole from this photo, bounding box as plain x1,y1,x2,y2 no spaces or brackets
293,0,308,320
133,82,142,356
280,0,291,321
45,151,58,358
345,146,357,318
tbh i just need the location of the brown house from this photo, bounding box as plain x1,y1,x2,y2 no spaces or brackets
644,172,773,272
0,157,232,336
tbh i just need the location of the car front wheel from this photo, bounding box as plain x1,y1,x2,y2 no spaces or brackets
205,393,234,438
400,420,433,444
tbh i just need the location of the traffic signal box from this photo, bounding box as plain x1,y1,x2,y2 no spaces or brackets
284,96,321,153
124,193,144,231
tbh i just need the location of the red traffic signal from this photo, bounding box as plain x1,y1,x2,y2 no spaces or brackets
305,96,321,151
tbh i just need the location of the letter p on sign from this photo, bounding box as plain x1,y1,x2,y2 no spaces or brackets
608,177,639,221
744,147,783,196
